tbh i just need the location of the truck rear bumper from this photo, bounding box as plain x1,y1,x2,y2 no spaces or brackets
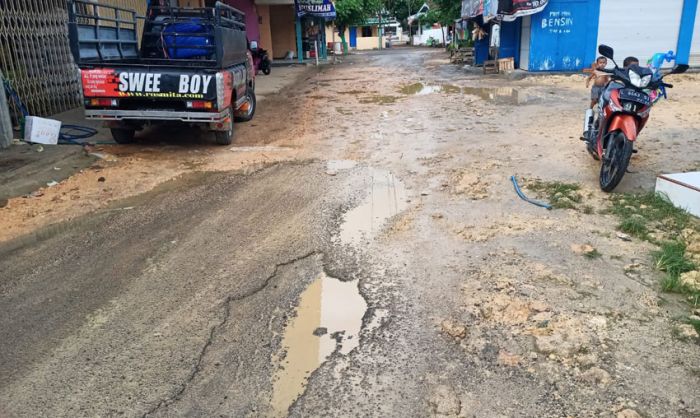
84,109,228,123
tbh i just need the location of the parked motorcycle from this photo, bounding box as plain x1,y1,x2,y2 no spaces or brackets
250,41,271,75
583,44,688,192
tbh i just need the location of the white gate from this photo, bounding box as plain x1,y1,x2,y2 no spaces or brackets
597,0,684,67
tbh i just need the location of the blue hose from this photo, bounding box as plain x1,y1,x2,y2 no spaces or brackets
4,80,99,144
59,124,98,144
510,176,552,210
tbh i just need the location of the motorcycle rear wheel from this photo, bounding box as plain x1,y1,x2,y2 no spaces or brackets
599,132,633,192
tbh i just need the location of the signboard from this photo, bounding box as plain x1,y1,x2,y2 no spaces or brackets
295,0,336,19
461,0,548,20
528,0,589,71
500,0,549,21
461,0,483,19
81,68,216,100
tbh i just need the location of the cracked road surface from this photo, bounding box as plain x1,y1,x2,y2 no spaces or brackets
2,49,700,417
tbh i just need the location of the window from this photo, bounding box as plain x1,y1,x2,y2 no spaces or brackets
361,26,372,37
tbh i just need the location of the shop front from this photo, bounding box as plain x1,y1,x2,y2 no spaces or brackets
294,0,335,61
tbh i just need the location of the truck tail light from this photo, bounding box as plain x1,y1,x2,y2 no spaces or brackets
186,100,214,110
87,98,119,107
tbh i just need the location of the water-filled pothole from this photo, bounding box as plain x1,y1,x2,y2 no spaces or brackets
399,82,530,105
271,272,367,416
326,160,357,171
339,169,408,246
399,82,461,95
462,86,529,105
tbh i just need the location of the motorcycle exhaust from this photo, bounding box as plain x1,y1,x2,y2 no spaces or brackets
583,109,594,133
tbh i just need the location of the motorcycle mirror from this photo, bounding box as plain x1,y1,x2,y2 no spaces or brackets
598,44,614,60
670,64,689,75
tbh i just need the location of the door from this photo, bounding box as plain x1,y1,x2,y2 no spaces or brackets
528,0,598,71
519,15,531,69
349,27,357,48
597,0,684,67
499,19,522,68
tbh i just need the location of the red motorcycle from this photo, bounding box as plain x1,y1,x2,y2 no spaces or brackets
249,40,271,75
584,45,688,192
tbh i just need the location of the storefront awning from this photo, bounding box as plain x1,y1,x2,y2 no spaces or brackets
461,0,548,22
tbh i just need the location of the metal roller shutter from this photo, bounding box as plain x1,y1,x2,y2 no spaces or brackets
597,0,684,67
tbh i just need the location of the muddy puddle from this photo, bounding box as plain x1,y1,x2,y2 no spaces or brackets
400,82,461,95
271,272,367,416
340,169,408,246
229,145,291,152
462,86,530,105
326,160,357,172
400,82,530,105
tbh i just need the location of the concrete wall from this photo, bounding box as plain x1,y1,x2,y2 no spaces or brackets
257,5,274,56
356,36,385,50
224,0,261,43
412,28,445,45
270,5,297,59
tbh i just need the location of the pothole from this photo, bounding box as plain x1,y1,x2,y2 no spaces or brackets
339,168,408,246
399,82,460,95
462,86,529,105
326,160,357,171
271,272,367,416
229,145,291,152
399,82,530,105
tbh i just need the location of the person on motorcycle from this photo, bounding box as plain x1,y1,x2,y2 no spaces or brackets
586,56,610,108
583,56,641,142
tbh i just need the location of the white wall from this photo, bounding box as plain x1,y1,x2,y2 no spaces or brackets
597,0,684,67
412,28,445,45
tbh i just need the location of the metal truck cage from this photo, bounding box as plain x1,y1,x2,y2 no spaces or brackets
67,0,247,69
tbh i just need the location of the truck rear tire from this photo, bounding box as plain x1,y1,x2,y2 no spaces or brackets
234,89,256,122
214,109,234,145
110,128,135,144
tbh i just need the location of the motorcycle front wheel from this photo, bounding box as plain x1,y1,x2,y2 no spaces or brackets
262,61,271,75
599,131,633,192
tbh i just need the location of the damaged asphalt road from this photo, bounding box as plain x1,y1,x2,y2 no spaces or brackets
1,49,699,418
0,161,379,417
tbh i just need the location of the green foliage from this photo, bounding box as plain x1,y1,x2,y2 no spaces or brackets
610,192,691,240
526,180,582,210
383,0,419,25
619,217,648,238
421,0,461,25
334,0,382,34
584,249,603,260
654,242,696,291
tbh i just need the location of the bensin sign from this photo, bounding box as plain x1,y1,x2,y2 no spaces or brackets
294,0,336,18
81,69,215,99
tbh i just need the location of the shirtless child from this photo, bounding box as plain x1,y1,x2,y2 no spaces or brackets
586,56,611,108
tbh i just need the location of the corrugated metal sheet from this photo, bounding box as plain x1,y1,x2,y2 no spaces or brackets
597,0,683,67
0,0,147,119
528,0,598,71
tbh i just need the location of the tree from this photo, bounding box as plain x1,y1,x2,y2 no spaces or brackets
420,0,461,46
333,0,382,54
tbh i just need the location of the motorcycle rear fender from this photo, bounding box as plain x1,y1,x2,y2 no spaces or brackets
608,114,639,141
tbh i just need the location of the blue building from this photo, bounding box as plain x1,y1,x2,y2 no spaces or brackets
468,0,700,71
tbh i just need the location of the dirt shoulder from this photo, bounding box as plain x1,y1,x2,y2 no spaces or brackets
0,66,314,243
